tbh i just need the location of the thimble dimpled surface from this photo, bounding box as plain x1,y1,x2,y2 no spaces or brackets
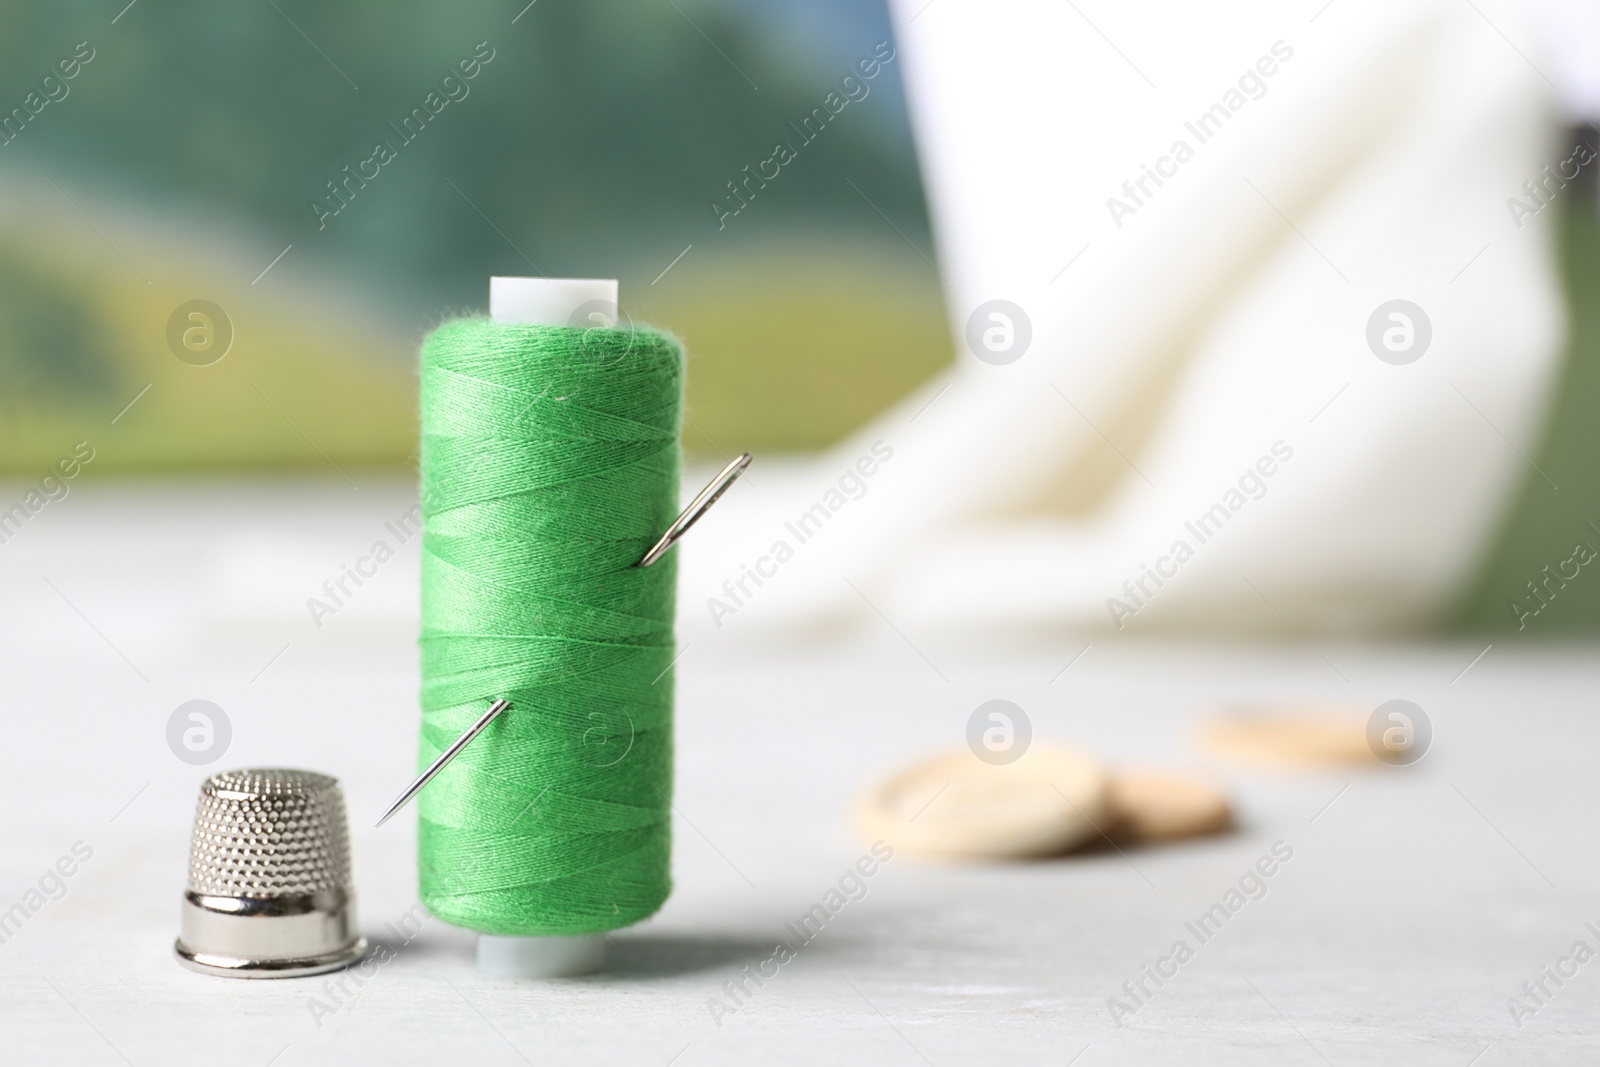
187,769,351,896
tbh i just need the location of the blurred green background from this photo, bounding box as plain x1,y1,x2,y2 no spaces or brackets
0,0,951,469
1452,194,1600,636
0,0,1596,636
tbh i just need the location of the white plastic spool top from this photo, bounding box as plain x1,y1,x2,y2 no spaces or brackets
490,276,617,327
476,276,618,979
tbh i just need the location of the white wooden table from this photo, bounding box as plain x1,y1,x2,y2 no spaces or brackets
0,479,1592,1064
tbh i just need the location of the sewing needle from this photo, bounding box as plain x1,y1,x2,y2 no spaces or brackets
375,699,510,827
375,454,750,827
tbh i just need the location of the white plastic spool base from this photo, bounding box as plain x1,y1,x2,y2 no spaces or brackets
477,932,606,979
476,275,618,979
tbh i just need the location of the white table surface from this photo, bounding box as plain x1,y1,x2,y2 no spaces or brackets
0,478,1594,1065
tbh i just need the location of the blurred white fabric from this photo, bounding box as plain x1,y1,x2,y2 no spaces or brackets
680,0,1567,638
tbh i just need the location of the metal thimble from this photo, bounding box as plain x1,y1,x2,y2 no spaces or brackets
175,768,366,978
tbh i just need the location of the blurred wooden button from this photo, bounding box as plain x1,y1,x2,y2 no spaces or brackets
857,743,1109,860
1203,705,1376,767
1108,770,1232,840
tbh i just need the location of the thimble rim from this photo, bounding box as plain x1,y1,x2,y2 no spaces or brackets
174,936,367,979
186,888,350,916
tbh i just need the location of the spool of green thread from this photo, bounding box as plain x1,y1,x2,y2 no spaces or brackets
416,294,682,955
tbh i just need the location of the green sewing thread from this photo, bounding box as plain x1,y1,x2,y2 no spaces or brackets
416,318,681,936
